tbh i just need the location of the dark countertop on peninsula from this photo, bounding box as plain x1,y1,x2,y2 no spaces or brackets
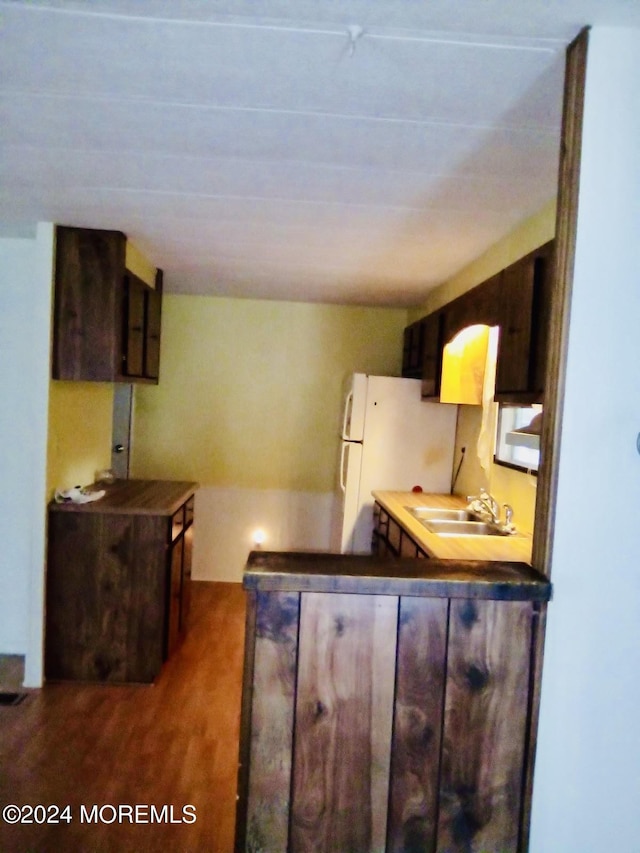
244,550,551,602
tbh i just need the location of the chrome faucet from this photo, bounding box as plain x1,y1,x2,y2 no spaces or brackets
466,490,500,524
503,503,514,527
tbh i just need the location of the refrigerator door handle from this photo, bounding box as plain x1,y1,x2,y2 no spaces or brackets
341,390,353,440
339,441,348,493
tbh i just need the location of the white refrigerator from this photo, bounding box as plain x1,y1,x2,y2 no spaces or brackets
335,373,458,553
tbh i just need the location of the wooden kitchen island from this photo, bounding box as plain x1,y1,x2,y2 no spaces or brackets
46,479,197,683
235,550,551,853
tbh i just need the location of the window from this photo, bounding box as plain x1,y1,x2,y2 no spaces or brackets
494,405,542,473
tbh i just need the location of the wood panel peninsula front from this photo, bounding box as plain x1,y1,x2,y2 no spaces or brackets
46,479,197,684
235,547,551,853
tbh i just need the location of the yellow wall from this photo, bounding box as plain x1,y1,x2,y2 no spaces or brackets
452,405,538,535
131,296,407,492
408,199,557,322
46,381,114,498
125,240,156,287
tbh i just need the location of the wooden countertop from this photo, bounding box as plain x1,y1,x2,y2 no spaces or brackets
49,479,198,516
373,490,533,564
244,550,550,602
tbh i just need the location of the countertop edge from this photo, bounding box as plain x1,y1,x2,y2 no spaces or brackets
243,551,552,602
48,479,199,516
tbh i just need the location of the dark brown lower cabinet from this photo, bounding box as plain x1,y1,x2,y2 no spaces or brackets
45,481,196,683
236,553,549,853
373,502,429,558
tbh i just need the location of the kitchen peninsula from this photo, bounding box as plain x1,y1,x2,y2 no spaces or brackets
236,542,550,852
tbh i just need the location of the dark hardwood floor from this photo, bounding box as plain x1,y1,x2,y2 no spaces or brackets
0,581,246,853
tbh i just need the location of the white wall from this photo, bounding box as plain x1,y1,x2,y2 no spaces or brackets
193,487,334,581
531,28,640,851
0,225,53,685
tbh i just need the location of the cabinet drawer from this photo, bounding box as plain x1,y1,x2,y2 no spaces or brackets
387,517,402,553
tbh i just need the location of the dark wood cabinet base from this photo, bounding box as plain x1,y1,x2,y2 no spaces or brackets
235,551,550,852
46,480,196,683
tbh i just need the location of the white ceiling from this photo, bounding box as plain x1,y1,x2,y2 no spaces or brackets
1,1,639,306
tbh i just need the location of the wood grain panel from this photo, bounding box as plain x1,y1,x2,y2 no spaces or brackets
443,273,501,343
495,255,535,395
144,285,162,379
122,514,167,681
533,28,588,574
46,511,167,683
290,592,398,853
244,548,550,602
421,310,443,399
45,512,103,680
437,600,532,853
245,591,300,853
122,272,145,377
52,226,125,381
387,596,448,853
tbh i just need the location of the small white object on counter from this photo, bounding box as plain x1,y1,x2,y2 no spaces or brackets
54,485,106,504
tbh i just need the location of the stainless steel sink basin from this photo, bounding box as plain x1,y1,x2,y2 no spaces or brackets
405,506,479,522
420,519,507,537
404,506,509,537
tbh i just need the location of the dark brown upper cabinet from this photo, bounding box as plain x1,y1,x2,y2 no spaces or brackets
494,241,554,404
402,312,444,399
442,272,501,345
52,226,163,384
121,269,163,381
401,318,425,379
420,310,444,400
402,239,554,406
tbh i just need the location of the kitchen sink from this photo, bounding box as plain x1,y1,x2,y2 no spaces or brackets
419,519,507,536
405,506,510,537
405,506,479,522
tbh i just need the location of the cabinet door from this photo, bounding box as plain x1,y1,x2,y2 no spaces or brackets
387,516,402,555
399,531,420,558
421,311,443,399
144,287,162,380
529,242,554,396
495,256,536,396
122,273,146,378
52,226,125,381
494,242,554,402
443,273,501,344
402,319,425,378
